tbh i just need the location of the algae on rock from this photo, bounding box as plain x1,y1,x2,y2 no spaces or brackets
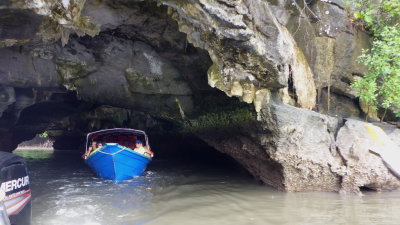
56,59,92,89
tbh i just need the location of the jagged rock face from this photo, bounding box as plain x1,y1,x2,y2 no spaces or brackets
0,0,398,193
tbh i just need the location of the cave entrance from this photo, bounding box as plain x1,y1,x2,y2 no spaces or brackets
14,132,253,185
4,0,260,192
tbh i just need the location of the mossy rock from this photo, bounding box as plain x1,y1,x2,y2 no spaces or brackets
125,68,153,88
182,107,256,132
56,59,92,86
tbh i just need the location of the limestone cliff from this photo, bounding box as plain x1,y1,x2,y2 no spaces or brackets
0,0,399,193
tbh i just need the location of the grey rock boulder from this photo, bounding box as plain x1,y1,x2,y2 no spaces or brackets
336,119,400,193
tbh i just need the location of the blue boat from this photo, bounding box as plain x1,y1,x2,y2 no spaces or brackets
84,128,153,182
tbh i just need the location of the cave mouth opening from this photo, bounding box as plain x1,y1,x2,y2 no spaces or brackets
12,89,255,181
3,1,260,184
16,131,253,182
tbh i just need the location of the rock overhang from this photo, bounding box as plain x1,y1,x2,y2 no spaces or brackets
0,0,398,193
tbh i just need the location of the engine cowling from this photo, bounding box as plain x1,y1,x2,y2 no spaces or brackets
0,152,31,225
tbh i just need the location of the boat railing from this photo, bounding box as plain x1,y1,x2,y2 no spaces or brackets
89,143,152,159
96,145,127,156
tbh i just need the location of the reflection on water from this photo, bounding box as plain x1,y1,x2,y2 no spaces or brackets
15,150,400,225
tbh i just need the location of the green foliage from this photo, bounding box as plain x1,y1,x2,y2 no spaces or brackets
39,131,49,138
345,0,400,119
183,107,256,132
349,0,400,31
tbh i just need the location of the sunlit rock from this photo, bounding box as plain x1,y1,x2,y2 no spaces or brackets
336,119,400,194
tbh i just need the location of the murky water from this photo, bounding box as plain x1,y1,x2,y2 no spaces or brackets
14,150,400,225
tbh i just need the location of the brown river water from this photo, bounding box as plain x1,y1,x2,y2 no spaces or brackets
15,150,400,225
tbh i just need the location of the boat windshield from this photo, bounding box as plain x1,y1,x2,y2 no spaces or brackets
84,128,150,156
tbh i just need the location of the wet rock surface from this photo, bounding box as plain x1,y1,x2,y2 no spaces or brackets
0,0,398,192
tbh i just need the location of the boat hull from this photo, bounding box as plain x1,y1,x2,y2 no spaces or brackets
85,143,151,182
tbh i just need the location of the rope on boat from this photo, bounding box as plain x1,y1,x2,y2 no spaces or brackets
97,147,127,156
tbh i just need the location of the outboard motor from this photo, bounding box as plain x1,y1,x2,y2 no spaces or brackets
0,152,31,225
0,189,11,225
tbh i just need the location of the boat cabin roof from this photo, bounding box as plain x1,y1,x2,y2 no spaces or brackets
85,128,149,151
87,128,147,139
